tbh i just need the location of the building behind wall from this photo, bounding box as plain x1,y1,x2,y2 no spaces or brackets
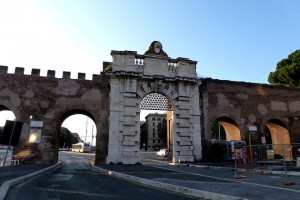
145,113,166,150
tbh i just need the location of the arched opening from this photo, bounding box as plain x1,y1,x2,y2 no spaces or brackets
265,119,292,160
211,117,241,141
58,110,97,163
139,93,173,160
0,105,16,165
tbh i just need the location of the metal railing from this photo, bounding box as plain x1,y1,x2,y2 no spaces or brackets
233,143,300,171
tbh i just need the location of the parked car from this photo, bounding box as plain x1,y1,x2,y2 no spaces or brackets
157,148,168,157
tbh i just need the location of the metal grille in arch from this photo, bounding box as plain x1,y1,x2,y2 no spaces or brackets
140,93,173,111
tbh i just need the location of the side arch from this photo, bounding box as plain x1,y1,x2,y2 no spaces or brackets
53,104,108,163
211,116,241,141
265,119,291,160
0,101,21,121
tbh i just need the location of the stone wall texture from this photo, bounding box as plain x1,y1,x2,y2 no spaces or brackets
0,65,110,164
1,42,300,164
200,78,300,159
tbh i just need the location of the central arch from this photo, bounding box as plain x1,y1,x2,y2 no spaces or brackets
140,93,173,111
106,41,201,164
140,92,174,159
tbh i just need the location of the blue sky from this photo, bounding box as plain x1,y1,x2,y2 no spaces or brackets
1,0,299,83
0,0,299,143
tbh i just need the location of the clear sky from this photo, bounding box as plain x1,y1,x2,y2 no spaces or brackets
1,0,299,82
0,0,299,144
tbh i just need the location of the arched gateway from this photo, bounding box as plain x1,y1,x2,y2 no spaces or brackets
0,41,201,164
106,41,201,164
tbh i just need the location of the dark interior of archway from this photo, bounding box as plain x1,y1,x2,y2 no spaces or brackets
216,117,238,126
264,126,273,144
268,119,286,128
0,105,9,112
211,121,226,140
211,117,241,141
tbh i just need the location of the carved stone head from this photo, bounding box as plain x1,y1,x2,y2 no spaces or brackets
144,41,168,57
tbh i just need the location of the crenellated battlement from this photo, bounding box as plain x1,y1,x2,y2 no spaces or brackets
0,65,105,81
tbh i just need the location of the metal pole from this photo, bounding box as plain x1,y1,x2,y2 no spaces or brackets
2,120,16,167
282,144,287,182
91,125,94,146
168,120,170,151
218,122,220,140
249,133,253,165
85,117,88,143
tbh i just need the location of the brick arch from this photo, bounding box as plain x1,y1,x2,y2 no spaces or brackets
212,114,240,126
56,108,98,129
214,116,241,141
53,104,107,163
265,119,291,160
261,116,288,131
0,101,21,121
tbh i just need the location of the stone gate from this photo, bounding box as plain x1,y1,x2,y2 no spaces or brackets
106,41,201,163
1,41,300,164
0,41,202,164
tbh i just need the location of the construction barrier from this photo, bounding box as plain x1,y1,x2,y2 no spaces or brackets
233,143,300,173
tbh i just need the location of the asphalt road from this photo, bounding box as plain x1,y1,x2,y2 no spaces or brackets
5,151,196,200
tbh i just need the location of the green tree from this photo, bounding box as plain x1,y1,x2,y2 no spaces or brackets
59,127,80,148
157,118,167,142
268,50,300,86
140,122,148,150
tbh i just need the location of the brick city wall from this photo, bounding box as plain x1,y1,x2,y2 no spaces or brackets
200,78,300,144
0,65,110,164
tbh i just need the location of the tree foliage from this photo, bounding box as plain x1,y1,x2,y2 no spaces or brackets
268,50,300,86
157,118,167,142
59,127,80,148
140,122,148,150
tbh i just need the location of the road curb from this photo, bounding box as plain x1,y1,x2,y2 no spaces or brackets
91,164,247,200
177,163,300,176
0,162,63,200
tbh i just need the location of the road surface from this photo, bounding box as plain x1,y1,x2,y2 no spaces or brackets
6,151,196,200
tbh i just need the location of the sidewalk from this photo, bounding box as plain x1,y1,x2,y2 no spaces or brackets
92,161,300,200
181,160,300,176
0,164,50,186
0,163,62,200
